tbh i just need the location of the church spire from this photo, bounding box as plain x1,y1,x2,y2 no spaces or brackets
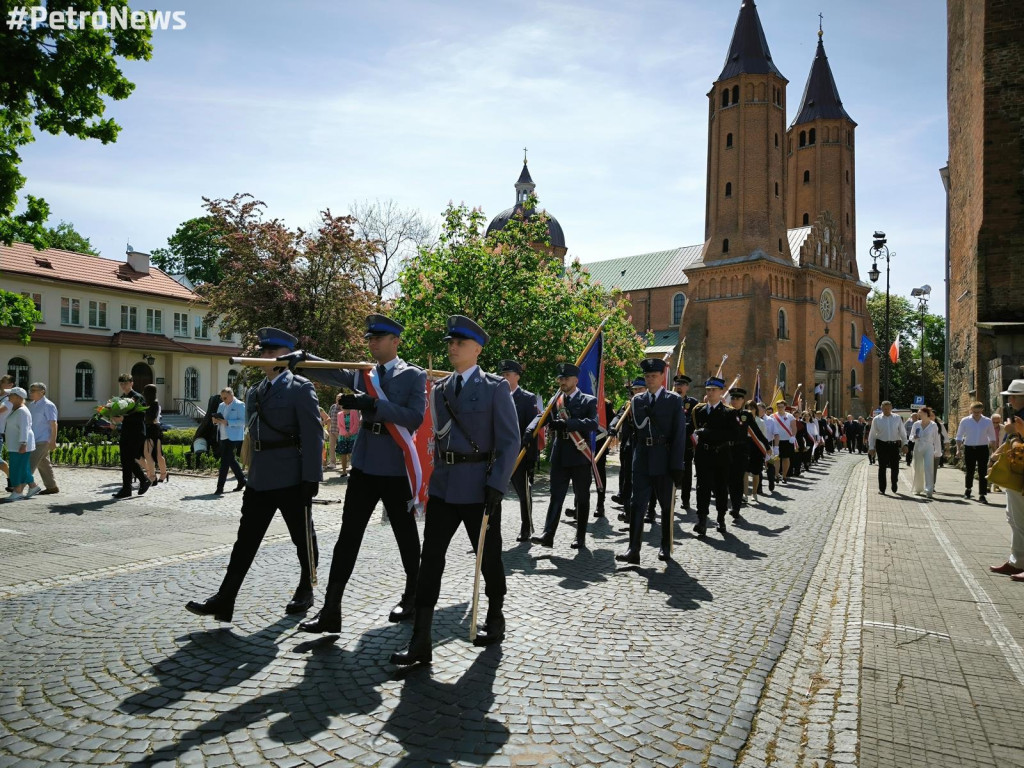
515,149,536,204
717,0,784,82
790,27,855,127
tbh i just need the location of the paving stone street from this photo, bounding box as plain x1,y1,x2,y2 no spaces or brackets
0,453,1022,767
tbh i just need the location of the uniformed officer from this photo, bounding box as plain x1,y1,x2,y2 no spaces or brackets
726,387,770,514
611,377,646,521
615,358,687,564
295,314,427,633
528,363,599,550
186,327,322,623
672,374,698,509
498,360,541,542
565,396,615,520
390,316,520,665
690,375,736,536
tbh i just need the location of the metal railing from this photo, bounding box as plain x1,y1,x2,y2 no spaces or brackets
173,398,205,420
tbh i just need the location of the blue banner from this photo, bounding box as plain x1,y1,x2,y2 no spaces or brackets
858,335,875,363
575,332,605,451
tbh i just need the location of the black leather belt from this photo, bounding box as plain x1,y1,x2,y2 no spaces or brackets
437,450,494,465
644,437,668,446
877,440,900,446
253,438,299,452
367,422,387,435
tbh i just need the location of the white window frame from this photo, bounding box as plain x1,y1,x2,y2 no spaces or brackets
61,296,81,326
88,300,108,329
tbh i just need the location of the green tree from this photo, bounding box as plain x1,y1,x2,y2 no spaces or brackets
393,200,645,401
151,216,226,285
0,292,43,345
868,290,946,413
0,0,154,244
199,194,377,375
43,220,99,255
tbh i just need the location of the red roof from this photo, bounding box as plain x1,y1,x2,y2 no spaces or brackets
0,241,199,302
0,327,241,356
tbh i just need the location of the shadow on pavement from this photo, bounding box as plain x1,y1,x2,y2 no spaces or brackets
732,516,790,538
47,498,121,515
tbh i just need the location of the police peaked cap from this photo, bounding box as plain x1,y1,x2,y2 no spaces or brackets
365,314,404,338
499,359,524,375
443,315,489,346
705,375,726,389
728,387,747,398
257,327,297,350
630,377,646,388
673,374,692,385
640,358,667,374
556,363,580,378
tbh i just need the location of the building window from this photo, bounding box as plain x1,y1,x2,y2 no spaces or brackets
778,238,783,252
774,181,779,197
672,293,686,325
722,239,729,254
802,213,810,226
846,170,850,184
809,128,816,145
194,315,210,339
75,361,95,401
731,85,739,103
120,305,138,331
775,132,779,147
803,170,810,183
60,297,81,326
21,292,42,320
778,362,787,389
851,369,858,395
7,357,29,389
87,300,107,328
722,89,729,108
726,133,733,148
725,182,732,198
778,309,788,339
850,322,857,348
227,369,239,390
174,312,189,337
146,308,163,334
799,130,807,147
184,367,200,401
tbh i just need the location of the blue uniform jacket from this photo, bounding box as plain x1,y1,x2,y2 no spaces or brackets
429,370,520,504
245,370,323,491
630,389,687,476
528,390,599,468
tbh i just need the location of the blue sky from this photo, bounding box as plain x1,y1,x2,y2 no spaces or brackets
18,0,949,313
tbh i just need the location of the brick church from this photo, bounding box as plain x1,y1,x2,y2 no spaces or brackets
582,0,879,416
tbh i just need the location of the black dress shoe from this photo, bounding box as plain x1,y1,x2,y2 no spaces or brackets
570,538,586,549
214,487,225,495
658,547,671,561
615,550,640,564
693,519,707,537
617,512,628,522
137,478,151,496
564,508,576,519
234,478,246,492
594,509,605,518
530,534,554,547
286,588,315,614
611,494,623,505
390,608,433,665
388,596,415,623
515,529,532,542
717,515,727,534
298,608,341,633
185,593,234,622
473,609,505,647
112,488,132,499
980,495,988,504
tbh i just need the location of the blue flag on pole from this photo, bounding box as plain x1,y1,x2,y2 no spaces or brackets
858,335,875,363
575,331,605,452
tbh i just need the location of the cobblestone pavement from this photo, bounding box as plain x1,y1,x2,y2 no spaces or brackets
0,454,860,766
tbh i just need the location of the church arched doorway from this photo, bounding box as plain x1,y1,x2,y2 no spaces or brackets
813,337,841,415
131,362,153,392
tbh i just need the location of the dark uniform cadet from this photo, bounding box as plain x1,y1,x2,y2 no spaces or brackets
672,374,699,509
295,314,427,633
186,327,322,623
615,358,688,564
690,375,737,536
498,360,541,542
528,363,599,550
565,397,615,521
112,372,150,498
390,315,520,665
726,387,770,515
611,377,646,521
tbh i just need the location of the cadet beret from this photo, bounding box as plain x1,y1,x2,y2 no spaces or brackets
556,363,580,378
673,374,692,385
630,377,646,388
729,387,747,398
499,359,523,375
365,314,403,338
640,358,667,374
705,375,726,389
443,315,489,346
257,327,297,350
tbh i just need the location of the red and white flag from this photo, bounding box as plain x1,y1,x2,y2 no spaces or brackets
889,333,900,364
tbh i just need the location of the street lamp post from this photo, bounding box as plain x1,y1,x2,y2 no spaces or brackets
867,232,893,403
912,285,932,405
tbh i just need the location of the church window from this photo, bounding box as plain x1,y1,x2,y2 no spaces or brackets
725,182,732,197
823,127,830,142
851,369,858,394
851,322,857,348
774,181,779,197
722,239,729,254
722,89,729,108
788,138,793,154
816,242,822,259
743,274,752,293
672,293,685,325
758,83,766,101
732,85,739,104
778,238,783,252
803,170,810,183
809,128,816,145
726,133,733,148
802,213,810,226
778,310,788,340
779,362,788,387
846,170,850,184
846,212,850,225
710,278,718,297
824,227,831,244
775,133,779,148
799,131,807,147
730,276,738,295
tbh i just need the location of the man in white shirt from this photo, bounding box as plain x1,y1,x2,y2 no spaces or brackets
955,401,997,503
761,406,780,492
26,382,58,494
868,400,908,494
770,402,797,482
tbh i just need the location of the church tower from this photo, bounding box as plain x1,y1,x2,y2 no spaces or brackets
702,0,791,264
786,26,858,268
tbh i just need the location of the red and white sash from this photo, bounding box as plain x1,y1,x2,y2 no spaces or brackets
556,393,603,492
773,412,794,439
363,367,422,512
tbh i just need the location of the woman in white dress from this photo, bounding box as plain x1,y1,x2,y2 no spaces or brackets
912,406,943,497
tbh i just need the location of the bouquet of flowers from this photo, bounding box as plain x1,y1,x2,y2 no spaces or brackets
96,397,148,418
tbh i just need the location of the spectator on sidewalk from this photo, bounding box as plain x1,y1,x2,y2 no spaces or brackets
859,417,869,455
212,387,246,494
26,382,58,495
3,387,40,501
956,401,997,504
141,385,169,484
988,380,1024,580
325,393,341,470
0,374,13,491
868,401,907,494
335,403,360,476
186,395,221,469
911,407,942,498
